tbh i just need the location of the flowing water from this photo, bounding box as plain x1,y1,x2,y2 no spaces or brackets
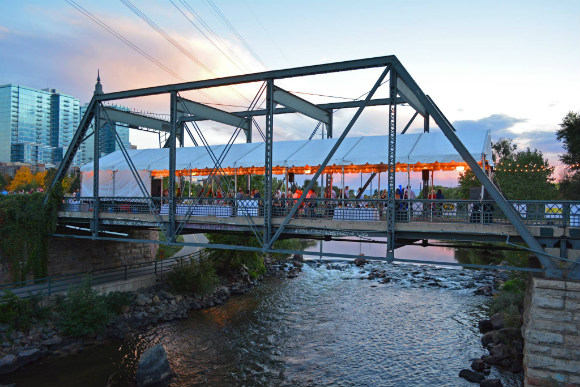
1,251,523,387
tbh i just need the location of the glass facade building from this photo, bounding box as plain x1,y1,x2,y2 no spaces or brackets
80,104,130,165
0,80,131,167
0,84,81,166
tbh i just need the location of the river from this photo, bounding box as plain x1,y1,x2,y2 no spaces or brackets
0,241,523,387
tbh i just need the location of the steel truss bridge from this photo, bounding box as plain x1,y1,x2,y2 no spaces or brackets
49,56,580,279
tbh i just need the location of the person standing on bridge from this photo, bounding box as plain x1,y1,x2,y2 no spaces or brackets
435,188,444,218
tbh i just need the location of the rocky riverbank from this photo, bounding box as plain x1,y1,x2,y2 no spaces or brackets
0,255,303,377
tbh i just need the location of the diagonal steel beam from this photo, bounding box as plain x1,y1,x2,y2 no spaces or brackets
101,106,170,132
177,96,251,131
401,111,418,134
44,98,96,205
273,86,330,124
265,64,392,250
392,62,561,277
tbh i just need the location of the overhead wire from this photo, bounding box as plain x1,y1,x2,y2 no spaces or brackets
170,0,249,73
65,0,185,82
205,0,268,70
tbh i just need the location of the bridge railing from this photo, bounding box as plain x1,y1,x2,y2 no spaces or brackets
60,197,580,227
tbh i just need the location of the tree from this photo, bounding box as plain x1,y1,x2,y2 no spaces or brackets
494,147,557,200
556,112,580,199
0,174,9,191
7,167,35,191
457,138,557,200
556,112,580,168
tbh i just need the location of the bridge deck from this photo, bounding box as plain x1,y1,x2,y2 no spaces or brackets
58,197,580,248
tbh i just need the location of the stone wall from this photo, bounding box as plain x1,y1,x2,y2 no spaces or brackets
0,229,159,284
47,229,159,276
522,277,580,386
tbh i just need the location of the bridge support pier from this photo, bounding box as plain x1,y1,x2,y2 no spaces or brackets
522,277,580,386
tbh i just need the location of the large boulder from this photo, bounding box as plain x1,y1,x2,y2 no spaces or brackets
459,369,485,383
480,379,503,387
0,354,17,375
490,313,504,330
135,344,173,387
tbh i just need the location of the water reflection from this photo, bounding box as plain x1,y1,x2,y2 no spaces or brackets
305,238,458,264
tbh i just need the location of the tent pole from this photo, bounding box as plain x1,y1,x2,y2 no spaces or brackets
285,167,288,197
341,166,345,200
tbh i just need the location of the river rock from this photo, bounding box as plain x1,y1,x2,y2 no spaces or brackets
292,254,304,262
0,354,17,375
135,344,172,387
459,369,485,383
490,313,504,330
490,343,507,359
471,359,486,372
481,330,500,347
354,258,369,267
14,348,41,369
40,336,62,347
475,286,493,296
158,290,175,300
478,319,493,333
480,378,503,387
135,294,152,306
151,295,161,306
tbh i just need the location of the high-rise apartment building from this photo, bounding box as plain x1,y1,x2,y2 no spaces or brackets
0,84,81,166
0,74,131,167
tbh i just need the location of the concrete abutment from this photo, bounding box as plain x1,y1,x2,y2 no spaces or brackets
523,277,580,386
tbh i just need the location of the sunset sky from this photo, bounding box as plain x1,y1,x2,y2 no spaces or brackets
1,0,578,188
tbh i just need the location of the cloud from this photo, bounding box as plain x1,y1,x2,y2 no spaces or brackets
452,114,526,133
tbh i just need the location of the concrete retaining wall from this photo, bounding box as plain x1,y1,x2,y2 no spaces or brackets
522,277,580,386
0,229,159,284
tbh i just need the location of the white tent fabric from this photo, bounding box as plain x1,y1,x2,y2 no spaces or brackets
81,170,151,197
81,129,492,173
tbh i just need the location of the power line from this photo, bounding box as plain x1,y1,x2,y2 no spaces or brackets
65,0,185,82
205,0,268,69
120,0,216,77
170,0,249,74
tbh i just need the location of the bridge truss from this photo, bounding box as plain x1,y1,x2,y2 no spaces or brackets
48,55,575,279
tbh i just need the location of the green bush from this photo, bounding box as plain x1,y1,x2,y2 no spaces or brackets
502,278,526,293
0,291,49,331
168,258,219,295
104,291,133,315
56,278,112,337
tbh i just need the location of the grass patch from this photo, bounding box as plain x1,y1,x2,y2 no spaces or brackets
156,231,185,259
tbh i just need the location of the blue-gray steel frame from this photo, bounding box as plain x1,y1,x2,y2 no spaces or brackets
264,79,274,244
386,69,397,261
92,102,100,238
47,55,570,278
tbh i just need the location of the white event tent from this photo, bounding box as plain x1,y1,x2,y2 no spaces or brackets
80,129,492,197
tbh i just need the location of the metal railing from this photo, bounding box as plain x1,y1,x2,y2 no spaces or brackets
61,197,580,227
0,249,208,299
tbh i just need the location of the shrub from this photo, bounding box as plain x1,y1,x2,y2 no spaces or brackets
56,277,111,337
168,258,219,295
0,291,49,331
105,291,133,315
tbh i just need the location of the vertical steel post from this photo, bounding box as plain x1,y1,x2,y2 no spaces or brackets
423,114,430,133
168,92,178,241
386,68,398,262
264,79,274,245
92,103,100,239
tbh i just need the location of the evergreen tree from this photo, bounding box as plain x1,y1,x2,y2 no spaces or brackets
556,112,580,199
